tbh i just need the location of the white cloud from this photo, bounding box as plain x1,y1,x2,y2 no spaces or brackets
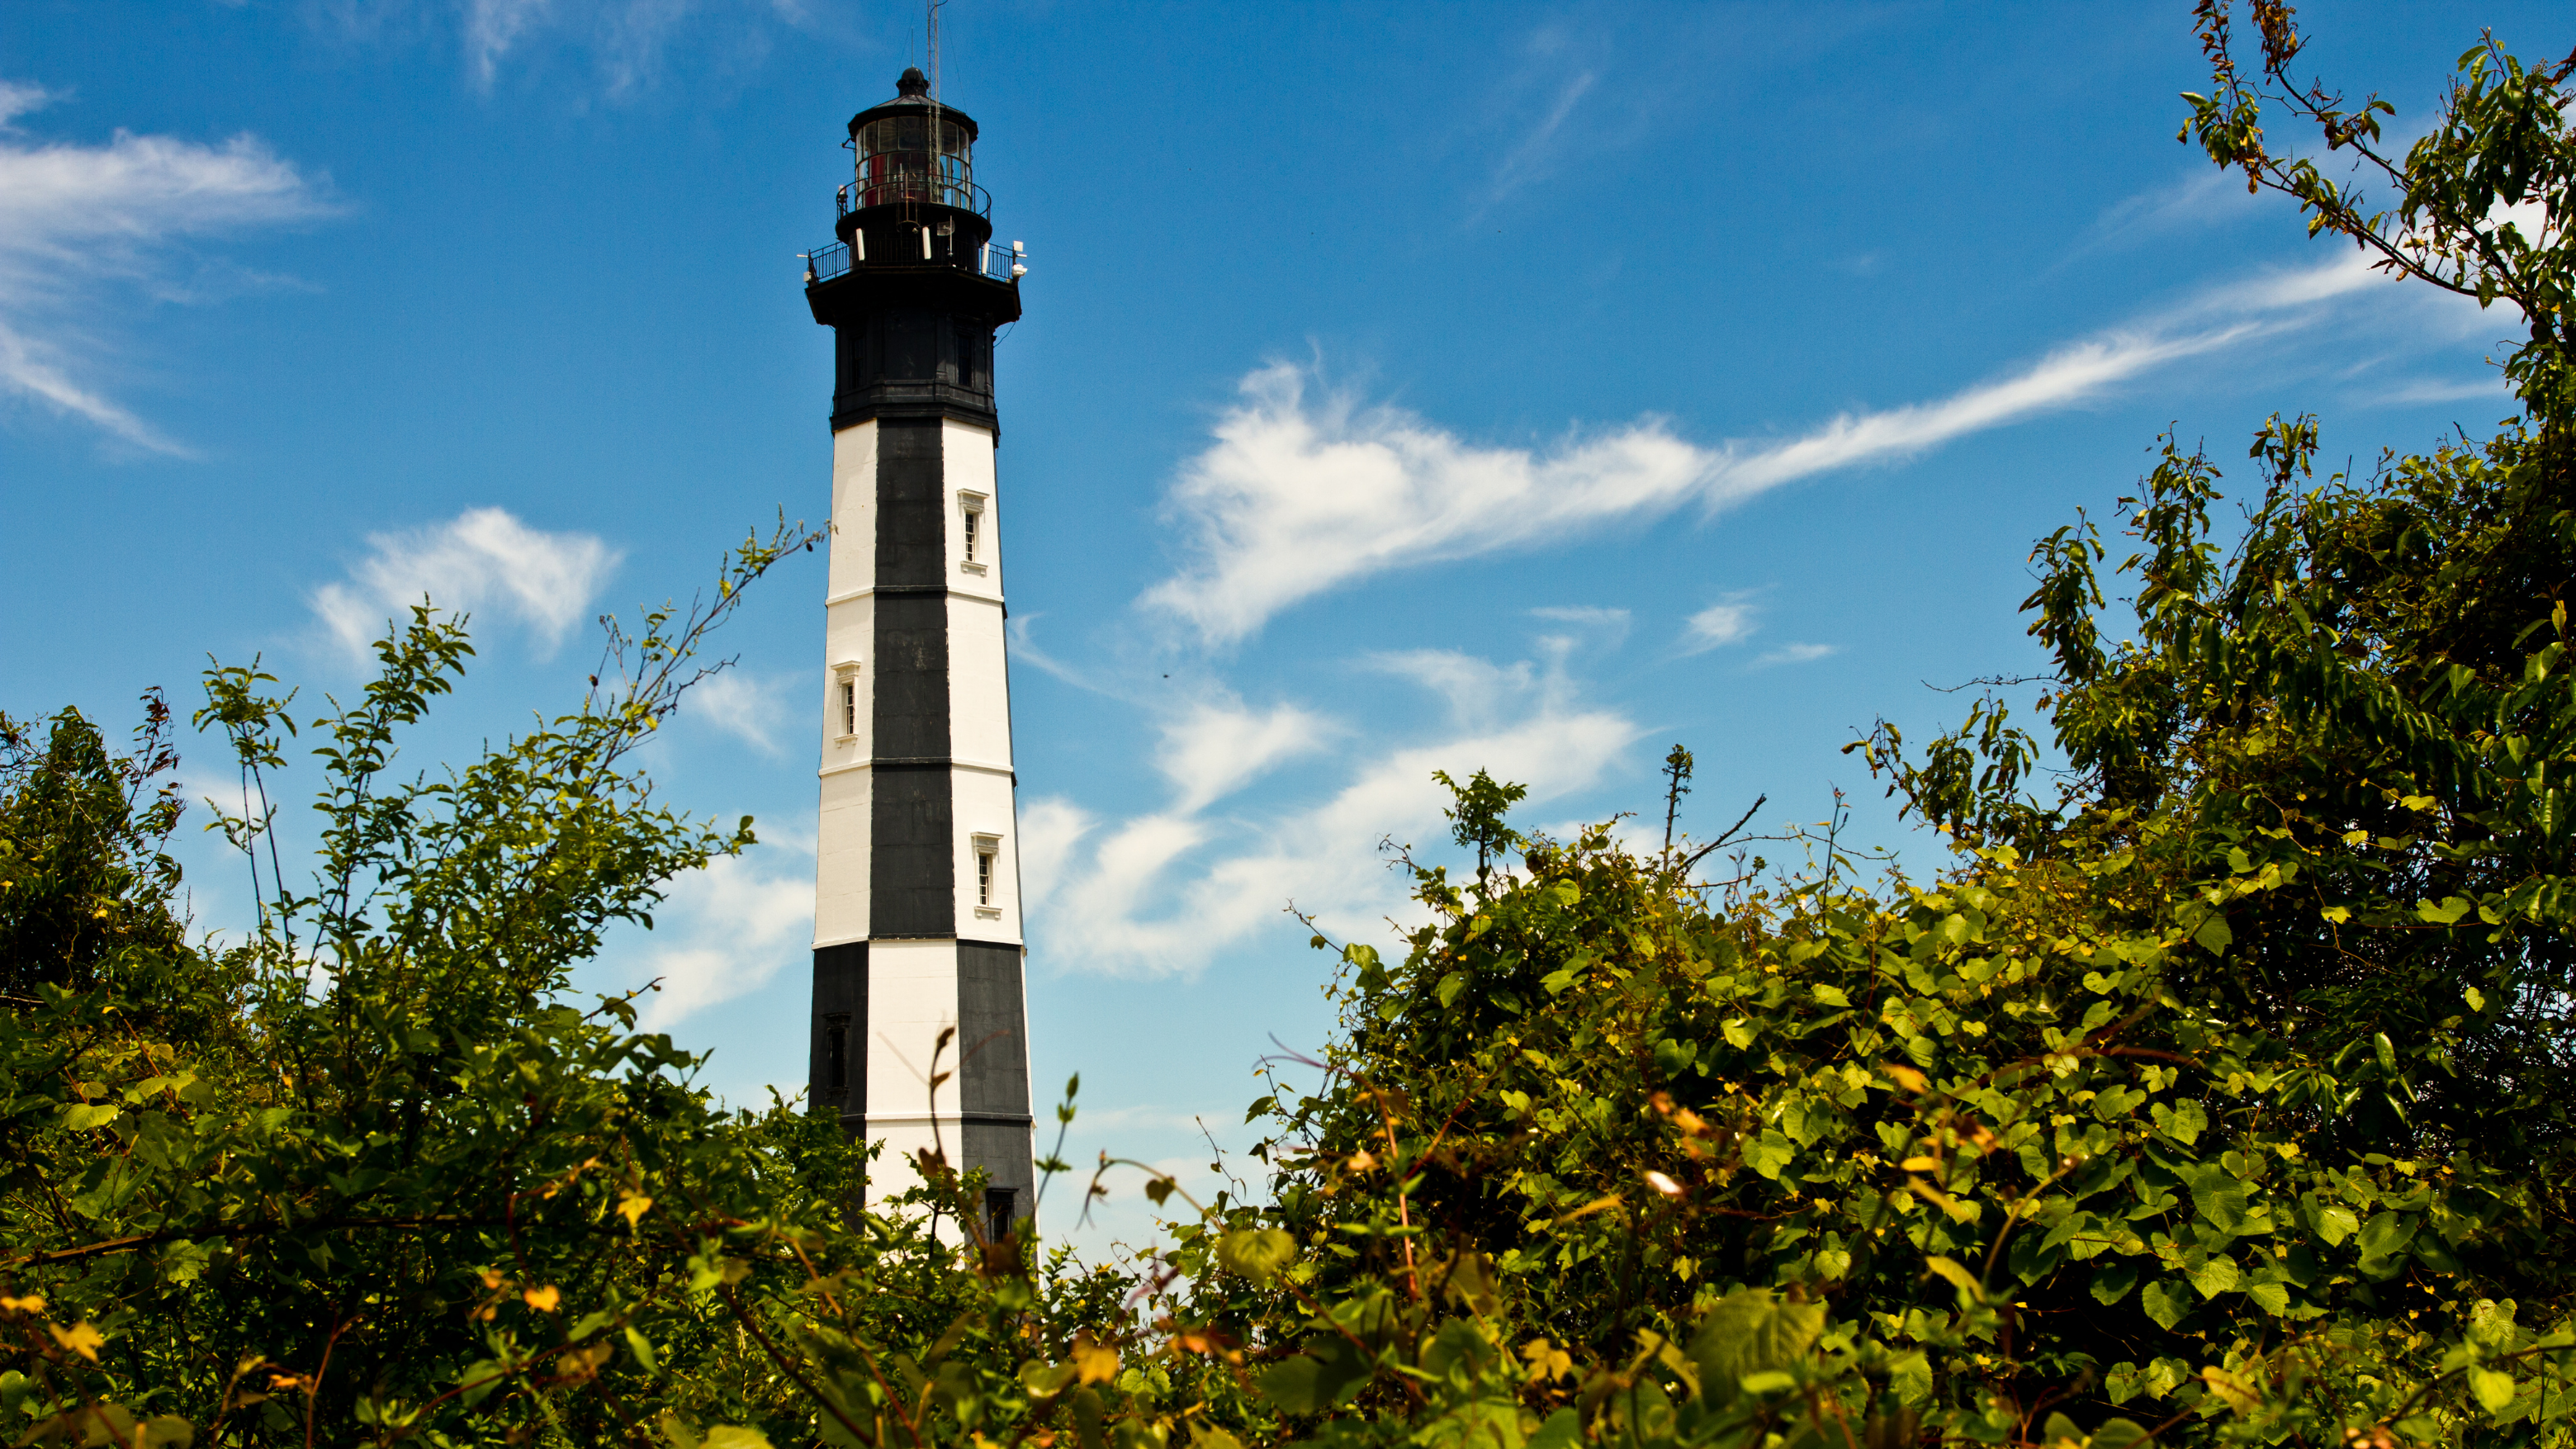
1361,649,1537,725
1141,362,1711,646
1681,595,1758,653
630,846,813,1030
0,83,334,451
1529,605,1629,627
1141,250,2432,649
1156,698,1331,813
2076,168,2248,253
1486,69,1595,208
1753,642,1836,668
310,506,622,661
429,0,812,95
2370,374,2511,406
1032,645,1641,979
687,669,789,758
0,82,59,128
1017,795,1096,919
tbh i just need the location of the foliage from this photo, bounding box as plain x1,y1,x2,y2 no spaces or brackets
5,7,2575,1449
1167,8,2576,1447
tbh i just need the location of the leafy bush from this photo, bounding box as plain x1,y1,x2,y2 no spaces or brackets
5,6,2574,1447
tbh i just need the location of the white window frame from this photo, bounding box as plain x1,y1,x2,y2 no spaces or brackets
831,661,862,741
971,832,1002,918
958,490,989,575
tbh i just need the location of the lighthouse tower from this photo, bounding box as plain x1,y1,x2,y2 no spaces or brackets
803,67,1034,1239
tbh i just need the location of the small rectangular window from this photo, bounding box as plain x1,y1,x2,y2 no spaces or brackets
971,832,1002,916
985,1186,1017,1244
839,680,858,736
959,493,988,574
824,1013,850,1091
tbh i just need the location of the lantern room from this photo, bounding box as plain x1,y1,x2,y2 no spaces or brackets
846,67,981,215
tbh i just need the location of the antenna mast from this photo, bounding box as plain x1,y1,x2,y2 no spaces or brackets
927,0,946,203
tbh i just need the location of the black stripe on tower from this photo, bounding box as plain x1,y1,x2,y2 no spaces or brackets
871,419,954,938
959,940,1035,1215
809,941,867,1125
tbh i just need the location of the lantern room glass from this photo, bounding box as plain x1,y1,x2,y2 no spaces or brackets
855,115,974,211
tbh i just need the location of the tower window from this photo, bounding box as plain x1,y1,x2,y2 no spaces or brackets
985,1186,1017,1243
972,833,1002,915
959,493,988,574
832,661,861,738
825,1013,850,1091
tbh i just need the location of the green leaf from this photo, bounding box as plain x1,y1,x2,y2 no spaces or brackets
1684,1288,1825,1406
2140,1278,2192,1330
2091,1418,2152,1449
2417,896,2474,925
624,1325,661,1376
1527,1409,1582,1449
1887,1351,1931,1405
1922,1256,1986,1304
702,1430,776,1449
1020,1361,1078,1398
2187,1255,2240,1296
2089,1258,2140,1305
2245,1281,2290,1314
2193,913,2233,955
2357,1212,2417,1277
60,1103,121,1131
1215,1227,1299,1283
2469,1366,2517,1413
1257,1340,1373,1414
2313,1205,2360,1246
2192,1178,2249,1234
459,1359,508,1410
1744,1130,1796,1180
2150,1100,2206,1145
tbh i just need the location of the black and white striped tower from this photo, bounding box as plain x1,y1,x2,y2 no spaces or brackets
803,67,1034,1239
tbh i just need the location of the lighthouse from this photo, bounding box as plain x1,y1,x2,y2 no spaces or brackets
803,66,1034,1241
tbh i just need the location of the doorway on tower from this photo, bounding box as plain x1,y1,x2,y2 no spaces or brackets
984,1187,1017,1243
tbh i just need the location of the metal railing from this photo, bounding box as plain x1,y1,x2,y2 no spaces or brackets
801,238,1024,286
974,241,1023,282
807,241,852,283
837,174,991,218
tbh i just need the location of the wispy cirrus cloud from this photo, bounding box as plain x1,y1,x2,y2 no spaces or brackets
1156,697,1333,814
310,506,622,661
0,82,335,452
1023,642,1641,979
1680,595,1758,654
309,0,817,96
1753,642,1836,668
628,845,813,1030
1484,68,1594,209
1140,249,2428,648
686,669,793,758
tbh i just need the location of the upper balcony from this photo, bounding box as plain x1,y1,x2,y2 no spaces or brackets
805,230,1024,286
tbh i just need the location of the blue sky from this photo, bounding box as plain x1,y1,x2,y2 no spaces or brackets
0,0,2550,1250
